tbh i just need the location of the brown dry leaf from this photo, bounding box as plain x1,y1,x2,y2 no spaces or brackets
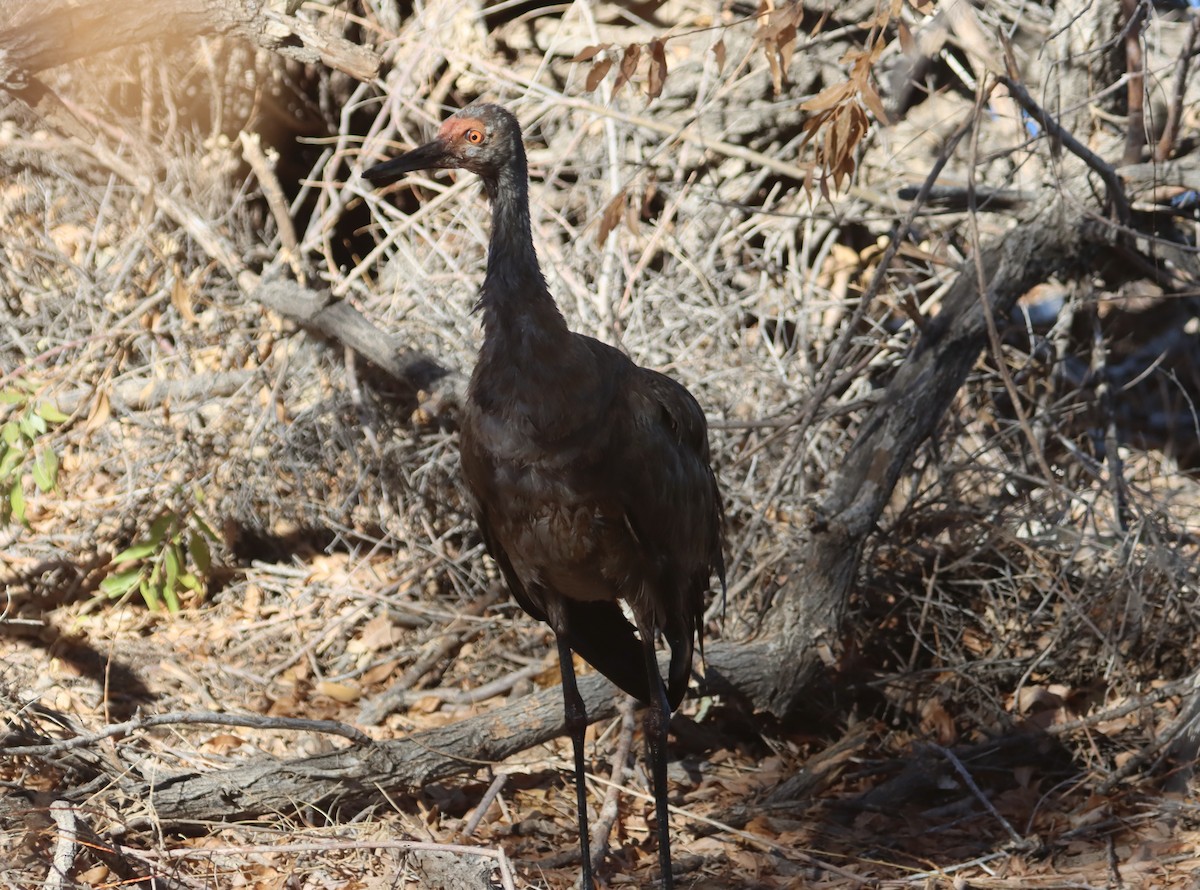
586,57,613,92
202,733,247,754
76,865,110,885
570,44,605,62
412,695,443,714
728,847,765,875
596,190,626,245
316,680,361,703
82,387,109,432
648,39,668,99
306,552,350,583
776,23,797,76
920,697,958,745
712,38,726,72
1014,685,1064,715
49,223,89,263
801,80,854,115
360,658,398,687
615,43,641,92
171,264,198,323
818,176,832,204
858,76,890,124
1097,712,1139,735
960,625,990,655
348,609,404,654
763,33,782,94
247,864,287,890
743,815,775,838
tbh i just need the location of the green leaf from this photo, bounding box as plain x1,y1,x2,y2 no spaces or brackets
162,583,181,613
112,540,158,563
35,403,70,424
193,515,220,541
179,571,202,593
189,531,212,574
1,422,20,446
147,556,162,586
148,512,175,544
139,578,161,612
32,447,58,492
99,569,142,598
164,544,181,598
9,483,25,525
0,390,25,405
23,411,47,437
0,446,23,481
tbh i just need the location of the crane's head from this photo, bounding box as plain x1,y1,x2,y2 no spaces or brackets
363,103,523,185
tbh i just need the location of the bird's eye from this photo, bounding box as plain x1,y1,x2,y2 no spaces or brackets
466,128,485,145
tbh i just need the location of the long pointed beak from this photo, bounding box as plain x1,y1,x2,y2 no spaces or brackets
363,139,452,184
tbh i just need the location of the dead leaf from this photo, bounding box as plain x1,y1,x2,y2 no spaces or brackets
171,268,197,323
776,23,797,79
348,609,404,654
615,43,641,91
919,697,958,745
859,77,890,124
316,680,361,703
801,80,853,114
763,34,782,94
202,733,247,754
648,39,667,99
570,44,605,62
586,57,613,92
85,389,111,433
76,865,110,885
712,38,726,73
596,190,626,245
361,659,398,687
412,695,443,714
1015,685,1064,715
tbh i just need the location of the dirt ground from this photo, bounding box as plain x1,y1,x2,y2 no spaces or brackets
5,0,1200,887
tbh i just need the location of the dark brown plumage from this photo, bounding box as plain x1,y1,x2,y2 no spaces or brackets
365,103,724,890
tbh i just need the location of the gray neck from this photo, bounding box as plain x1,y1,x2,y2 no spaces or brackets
477,143,566,338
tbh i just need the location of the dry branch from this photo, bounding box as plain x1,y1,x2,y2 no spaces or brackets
44,800,77,890
0,0,378,86
716,198,1096,719
0,2,450,405
1,0,466,409
114,670,628,826
254,278,464,407
67,135,464,408
16,641,776,827
1,0,376,139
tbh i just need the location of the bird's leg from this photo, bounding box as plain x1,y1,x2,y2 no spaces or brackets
638,627,675,890
556,632,596,890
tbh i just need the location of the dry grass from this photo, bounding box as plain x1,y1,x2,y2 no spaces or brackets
4,0,1200,886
